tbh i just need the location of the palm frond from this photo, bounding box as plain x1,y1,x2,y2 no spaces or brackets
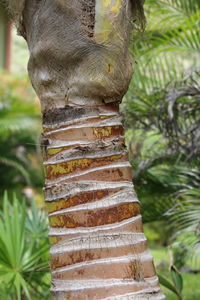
130,0,200,92
168,188,200,258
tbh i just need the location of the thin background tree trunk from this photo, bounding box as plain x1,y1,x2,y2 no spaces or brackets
5,0,165,299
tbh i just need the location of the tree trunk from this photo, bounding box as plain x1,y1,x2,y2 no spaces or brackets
6,0,165,299
43,103,164,299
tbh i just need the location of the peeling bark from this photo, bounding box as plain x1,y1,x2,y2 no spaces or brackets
42,104,164,299
4,0,165,299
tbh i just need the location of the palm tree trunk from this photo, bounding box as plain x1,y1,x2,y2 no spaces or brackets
43,103,164,299
6,0,165,298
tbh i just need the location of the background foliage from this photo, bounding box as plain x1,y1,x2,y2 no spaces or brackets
0,73,44,202
123,0,200,245
122,0,200,297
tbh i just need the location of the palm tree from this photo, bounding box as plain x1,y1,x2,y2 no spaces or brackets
5,1,164,299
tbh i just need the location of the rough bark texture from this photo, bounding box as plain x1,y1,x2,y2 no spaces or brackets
4,0,165,299
42,104,164,299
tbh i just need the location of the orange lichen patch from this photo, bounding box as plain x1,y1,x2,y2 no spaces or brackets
100,115,109,119
46,188,122,214
93,126,113,138
66,165,133,183
47,147,64,156
92,126,124,139
46,125,124,141
49,236,58,245
108,63,113,73
52,259,154,280
45,154,125,180
51,241,148,269
46,143,94,159
49,203,140,228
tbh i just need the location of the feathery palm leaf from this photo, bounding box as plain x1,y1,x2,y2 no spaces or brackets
124,0,200,224
129,0,200,92
0,192,50,299
168,187,200,258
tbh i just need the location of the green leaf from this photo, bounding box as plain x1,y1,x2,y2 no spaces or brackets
171,265,183,293
158,273,178,295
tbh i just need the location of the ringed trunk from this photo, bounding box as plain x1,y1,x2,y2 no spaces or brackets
6,0,165,299
43,103,163,299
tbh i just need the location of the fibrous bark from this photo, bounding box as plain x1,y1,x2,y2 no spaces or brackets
4,0,165,299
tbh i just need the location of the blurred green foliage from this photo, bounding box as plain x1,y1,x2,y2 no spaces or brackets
0,73,44,201
11,28,29,74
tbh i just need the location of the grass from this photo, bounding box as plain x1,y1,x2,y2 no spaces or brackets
151,247,200,299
